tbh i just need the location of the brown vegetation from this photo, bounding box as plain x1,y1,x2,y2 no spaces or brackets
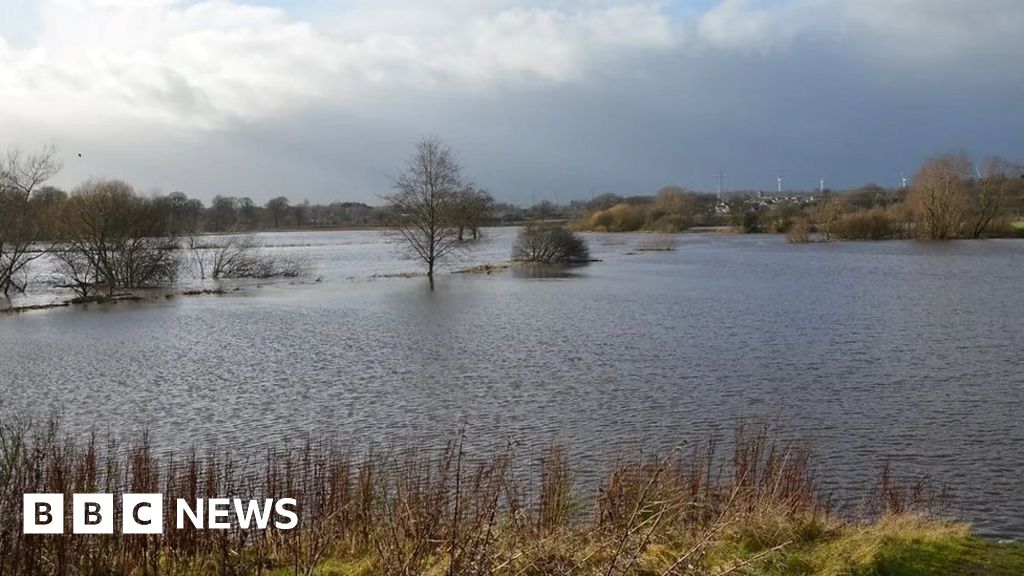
188,234,305,280
0,416,955,576
53,180,181,297
785,216,811,243
0,146,62,296
908,153,971,240
827,206,910,240
512,223,590,264
580,187,702,233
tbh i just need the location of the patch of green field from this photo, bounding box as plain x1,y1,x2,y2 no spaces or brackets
775,516,1024,576
270,516,1024,576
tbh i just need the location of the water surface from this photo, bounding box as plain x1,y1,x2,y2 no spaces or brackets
1,230,1022,537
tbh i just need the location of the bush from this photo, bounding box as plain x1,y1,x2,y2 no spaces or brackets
189,234,305,280
513,223,590,264
787,216,812,243
54,180,180,295
643,212,692,232
581,193,696,233
831,207,906,240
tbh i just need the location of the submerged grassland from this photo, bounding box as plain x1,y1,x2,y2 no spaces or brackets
0,417,1019,576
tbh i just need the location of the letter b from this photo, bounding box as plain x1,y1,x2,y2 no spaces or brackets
23,494,64,534
73,494,114,534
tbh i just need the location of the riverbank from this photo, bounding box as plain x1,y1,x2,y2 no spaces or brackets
1,418,1019,575
288,518,1024,575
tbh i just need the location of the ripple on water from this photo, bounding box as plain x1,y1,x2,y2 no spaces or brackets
0,230,1022,537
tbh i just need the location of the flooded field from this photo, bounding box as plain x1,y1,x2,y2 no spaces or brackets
1,230,1022,537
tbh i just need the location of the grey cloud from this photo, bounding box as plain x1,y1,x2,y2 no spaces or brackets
2,0,1021,203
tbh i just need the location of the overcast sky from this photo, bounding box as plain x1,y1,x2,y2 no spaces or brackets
1,0,1021,204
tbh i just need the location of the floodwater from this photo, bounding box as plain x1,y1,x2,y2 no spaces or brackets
1,229,1022,537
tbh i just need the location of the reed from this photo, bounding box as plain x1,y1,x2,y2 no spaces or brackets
0,416,955,576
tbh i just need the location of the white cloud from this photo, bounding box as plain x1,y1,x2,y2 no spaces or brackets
696,0,820,53
0,0,676,130
0,0,1020,201
837,0,1024,74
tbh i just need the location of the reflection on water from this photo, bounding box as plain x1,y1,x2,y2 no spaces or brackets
510,264,583,279
0,229,1022,538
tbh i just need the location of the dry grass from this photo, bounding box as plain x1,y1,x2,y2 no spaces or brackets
0,417,962,576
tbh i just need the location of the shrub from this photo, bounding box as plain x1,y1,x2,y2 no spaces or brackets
831,207,903,240
787,216,812,243
189,234,305,280
643,213,692,232
54,180,180,295
581,192,696,233
513,223,590,264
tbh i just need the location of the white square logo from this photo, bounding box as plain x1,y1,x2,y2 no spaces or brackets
23,494,64,534
73,493,114,534
122,494,163,534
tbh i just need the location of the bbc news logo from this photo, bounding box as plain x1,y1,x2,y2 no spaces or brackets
23,494,298,534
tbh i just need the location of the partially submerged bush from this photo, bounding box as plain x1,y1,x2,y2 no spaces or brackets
580,187,699,232
787,215,812,243
513,223,590,264
832,207,909,240
53,180,180,296
189,234,305,280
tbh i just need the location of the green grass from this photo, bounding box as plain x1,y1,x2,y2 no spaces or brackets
724,516,1024,576
1012,220,1024,230
263,516,1024,576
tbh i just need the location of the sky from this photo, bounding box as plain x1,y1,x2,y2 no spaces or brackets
0,0,1022,204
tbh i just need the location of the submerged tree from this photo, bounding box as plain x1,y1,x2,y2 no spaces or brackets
814,196,844,242
386,137,466,289
908,152,971,240
54,180,180,296
0,146,62,296
966,156,1020,238
452,187,495,241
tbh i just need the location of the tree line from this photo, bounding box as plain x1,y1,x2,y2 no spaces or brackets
0,142,505,296
0,148,309,298
3,142,1021,298
572,152,1024,241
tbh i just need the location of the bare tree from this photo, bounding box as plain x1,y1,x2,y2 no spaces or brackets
814,196,844,242
54,180,180,296
386,137,466,289
266,196,291,229
0,146,62,296
909,152,971,240
189,233,303,280
966,156,1019,238
0,146,62,198
452,188,494,241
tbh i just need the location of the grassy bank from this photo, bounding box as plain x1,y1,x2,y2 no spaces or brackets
275,516,1024,576
0,418,1017,575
